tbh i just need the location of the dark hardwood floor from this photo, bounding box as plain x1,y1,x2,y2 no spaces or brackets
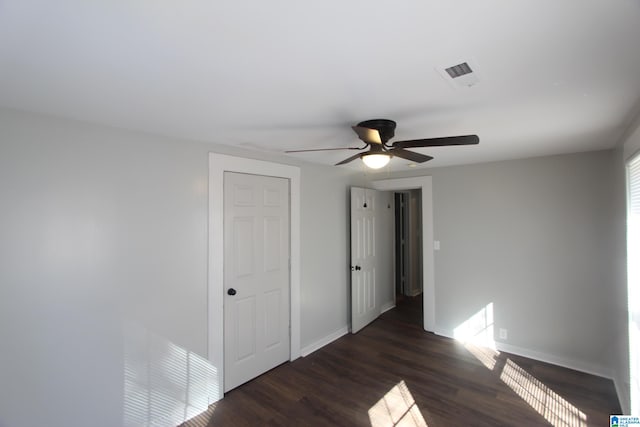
386,294,423,327
183,296,620,426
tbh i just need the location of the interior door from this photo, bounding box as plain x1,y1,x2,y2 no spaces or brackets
224,172,290,392
351,187,381,333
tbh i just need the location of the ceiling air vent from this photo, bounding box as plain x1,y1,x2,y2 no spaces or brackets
437,59,480,88
445,62,473,78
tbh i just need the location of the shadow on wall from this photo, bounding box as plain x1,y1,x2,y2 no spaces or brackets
123,321,220,427
455,303,587,427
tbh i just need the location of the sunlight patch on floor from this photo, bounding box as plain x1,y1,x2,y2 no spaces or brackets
465,343,500,370
454,304,588,427
368,380,428,427
180,403,218,427
500,359,587,427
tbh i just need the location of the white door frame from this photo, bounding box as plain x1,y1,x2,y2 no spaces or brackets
372,176,435,332
208,153,301,401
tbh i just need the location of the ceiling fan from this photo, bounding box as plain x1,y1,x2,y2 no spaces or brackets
286,119,479,169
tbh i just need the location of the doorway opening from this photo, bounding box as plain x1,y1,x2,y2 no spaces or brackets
371,176,435,332
393,190,423,327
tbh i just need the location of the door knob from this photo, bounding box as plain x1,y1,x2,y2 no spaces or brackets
351,265,361,271
227,288,237,296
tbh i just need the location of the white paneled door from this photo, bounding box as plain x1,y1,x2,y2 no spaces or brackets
351,187,381,333
224,172,290,392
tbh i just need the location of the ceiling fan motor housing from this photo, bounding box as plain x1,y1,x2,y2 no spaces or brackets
286,117,476,167
357,119,396,143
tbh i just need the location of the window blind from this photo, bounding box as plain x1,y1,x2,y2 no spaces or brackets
630,155,640,216
627,153,640,414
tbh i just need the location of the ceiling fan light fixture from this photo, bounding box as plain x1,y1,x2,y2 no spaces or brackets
286,118,477,167
361,153,391,169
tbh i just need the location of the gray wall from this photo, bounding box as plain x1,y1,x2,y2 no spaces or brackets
0,108,360,427
1,106,632,424
407,189,423,296
376,190,395,311
299,164,366,345
388,150,617,375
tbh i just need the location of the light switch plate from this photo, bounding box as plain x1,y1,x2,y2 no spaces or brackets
434,240,440,250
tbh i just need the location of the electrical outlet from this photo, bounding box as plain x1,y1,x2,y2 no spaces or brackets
499,328,508,340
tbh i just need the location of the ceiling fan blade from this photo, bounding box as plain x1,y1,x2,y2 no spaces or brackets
352,126,382,144
285,147,363,153
335,152,364,166
388,148,433,163
393,134,479,148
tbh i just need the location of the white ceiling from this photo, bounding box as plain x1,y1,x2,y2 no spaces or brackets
2,0,640,170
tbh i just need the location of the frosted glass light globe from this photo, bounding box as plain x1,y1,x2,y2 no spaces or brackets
361,154,390,169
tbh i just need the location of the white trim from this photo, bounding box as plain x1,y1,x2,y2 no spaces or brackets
208,154,301,401
300,327,349,357
614,374,630,414
301,301,394,358
372,176,436,333
434,328,612,379
380,301,396,314
495,342,612,379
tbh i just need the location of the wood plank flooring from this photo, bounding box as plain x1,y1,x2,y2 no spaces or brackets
183,296,620,426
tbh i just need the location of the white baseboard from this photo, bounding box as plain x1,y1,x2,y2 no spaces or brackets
434,328,612,379
495,341,612,379
299,303,394,358
381,301,395,314
300,326,349,357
